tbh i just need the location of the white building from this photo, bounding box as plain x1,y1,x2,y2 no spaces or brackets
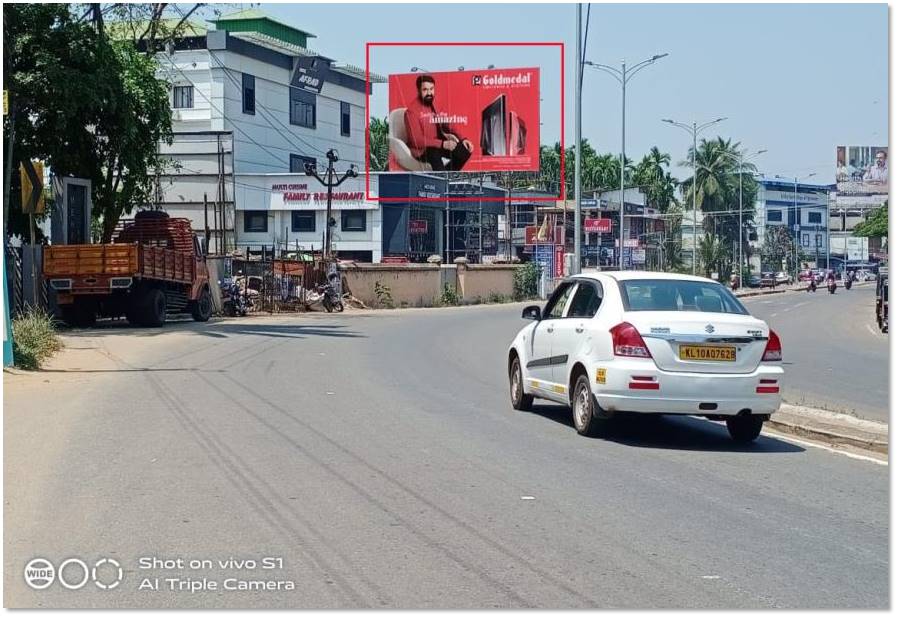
750,178,831,271
151,10,384,253
234,172,382,263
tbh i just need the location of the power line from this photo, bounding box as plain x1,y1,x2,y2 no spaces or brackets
208,50,330,158
160,53,300,167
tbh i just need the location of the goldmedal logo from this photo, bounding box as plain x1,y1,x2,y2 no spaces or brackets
472,72,533,87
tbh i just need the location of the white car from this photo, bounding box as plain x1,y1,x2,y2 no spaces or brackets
507,272,784,443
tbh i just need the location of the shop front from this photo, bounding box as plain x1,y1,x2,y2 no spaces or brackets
233,173,381,262
379,173,448,262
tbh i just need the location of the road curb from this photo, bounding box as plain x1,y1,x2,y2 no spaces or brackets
768,404,888,454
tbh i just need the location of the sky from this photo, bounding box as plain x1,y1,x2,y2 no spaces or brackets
259,2,888,184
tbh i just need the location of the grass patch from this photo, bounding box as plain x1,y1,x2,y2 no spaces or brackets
12,310,62,370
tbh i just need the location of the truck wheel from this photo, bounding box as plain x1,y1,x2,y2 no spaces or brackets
190,286,212,322
141,288,167,327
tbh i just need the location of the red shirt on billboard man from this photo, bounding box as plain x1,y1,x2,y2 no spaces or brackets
404,74,473,171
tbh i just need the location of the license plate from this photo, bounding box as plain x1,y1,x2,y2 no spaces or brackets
679,344,736,362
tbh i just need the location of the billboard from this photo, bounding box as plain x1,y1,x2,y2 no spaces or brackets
388,67,540,173
836,145,888,195
584,218,612,233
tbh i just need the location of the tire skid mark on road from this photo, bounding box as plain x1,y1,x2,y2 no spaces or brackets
211,371,593,608
147,371,383,607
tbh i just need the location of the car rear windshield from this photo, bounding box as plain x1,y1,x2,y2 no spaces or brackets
619,279,749,314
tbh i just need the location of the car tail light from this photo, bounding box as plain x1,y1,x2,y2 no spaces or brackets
610,322,652,358
762,330,782,361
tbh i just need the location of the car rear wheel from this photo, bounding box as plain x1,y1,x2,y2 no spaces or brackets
571,374,609,437
726,414,764,443
509,356,533,411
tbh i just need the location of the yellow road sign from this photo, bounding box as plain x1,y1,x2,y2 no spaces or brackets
20,160,45,215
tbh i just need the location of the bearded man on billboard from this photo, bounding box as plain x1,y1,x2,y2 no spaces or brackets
404,74,473,171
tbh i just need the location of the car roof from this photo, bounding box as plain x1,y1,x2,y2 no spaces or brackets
571,271,718,284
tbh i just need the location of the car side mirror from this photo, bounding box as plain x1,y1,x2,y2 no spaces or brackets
522,305,541,321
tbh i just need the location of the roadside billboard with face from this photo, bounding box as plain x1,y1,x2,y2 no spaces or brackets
836,145,888,194
388,67,540,173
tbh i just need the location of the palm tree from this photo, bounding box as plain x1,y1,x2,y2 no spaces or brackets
679,137,758,266
369,117,389,171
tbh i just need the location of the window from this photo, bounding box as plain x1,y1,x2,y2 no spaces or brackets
242,73,255,115
173,85,193,109
767,210,783,223
340,101,351,136
243,210,267,233
290,88,316,128
543,282,576,320
815,234,823,247
619,280,748,315
341,210,366,232
567,282,603,318
802,233,810,246
808,212,822,224
291,211,316,232
290,154,316,173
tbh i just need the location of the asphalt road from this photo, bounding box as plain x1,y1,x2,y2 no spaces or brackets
4,303,889,609
741,284,889,421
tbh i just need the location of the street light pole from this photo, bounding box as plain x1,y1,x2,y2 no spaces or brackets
661,117,727,275
776,172,815,281
585,53,668,270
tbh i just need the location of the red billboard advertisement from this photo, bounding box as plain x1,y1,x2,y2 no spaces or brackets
409,219,428,234
388,67,540,173
584,218,612,233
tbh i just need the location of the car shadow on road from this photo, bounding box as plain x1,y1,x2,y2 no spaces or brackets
528,404,805,454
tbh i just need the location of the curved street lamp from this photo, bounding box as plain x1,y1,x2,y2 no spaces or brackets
584,53,668,270
661,117,727,274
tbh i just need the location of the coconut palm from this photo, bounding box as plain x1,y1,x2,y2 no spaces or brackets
679,137,758,268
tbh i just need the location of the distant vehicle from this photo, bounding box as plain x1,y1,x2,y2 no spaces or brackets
811,269,825,283
507,272,783,443
44,211,212,327
775,271,792,285
877,267,888,333
760,272,777,288
748,274,762,288
855,269,877,282
798,269,814,283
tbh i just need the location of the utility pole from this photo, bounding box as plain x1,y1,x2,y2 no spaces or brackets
305,149,358,260
574,4,582,274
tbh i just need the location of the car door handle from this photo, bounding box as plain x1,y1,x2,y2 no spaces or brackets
546,326,554,333
575,326,584,333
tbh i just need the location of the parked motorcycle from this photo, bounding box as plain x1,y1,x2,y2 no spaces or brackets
317,281,344,313
220,278,249,316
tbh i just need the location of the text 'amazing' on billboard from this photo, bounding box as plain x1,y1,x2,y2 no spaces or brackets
388,67,540,173
836,145,888,195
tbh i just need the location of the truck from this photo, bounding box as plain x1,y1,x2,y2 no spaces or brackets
43,211,212,327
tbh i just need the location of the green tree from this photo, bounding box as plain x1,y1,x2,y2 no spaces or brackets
854,202,888,238
698,233,729,279
679,137,758,271
369,116,389,172
760,225,798,273
4,3,203,240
